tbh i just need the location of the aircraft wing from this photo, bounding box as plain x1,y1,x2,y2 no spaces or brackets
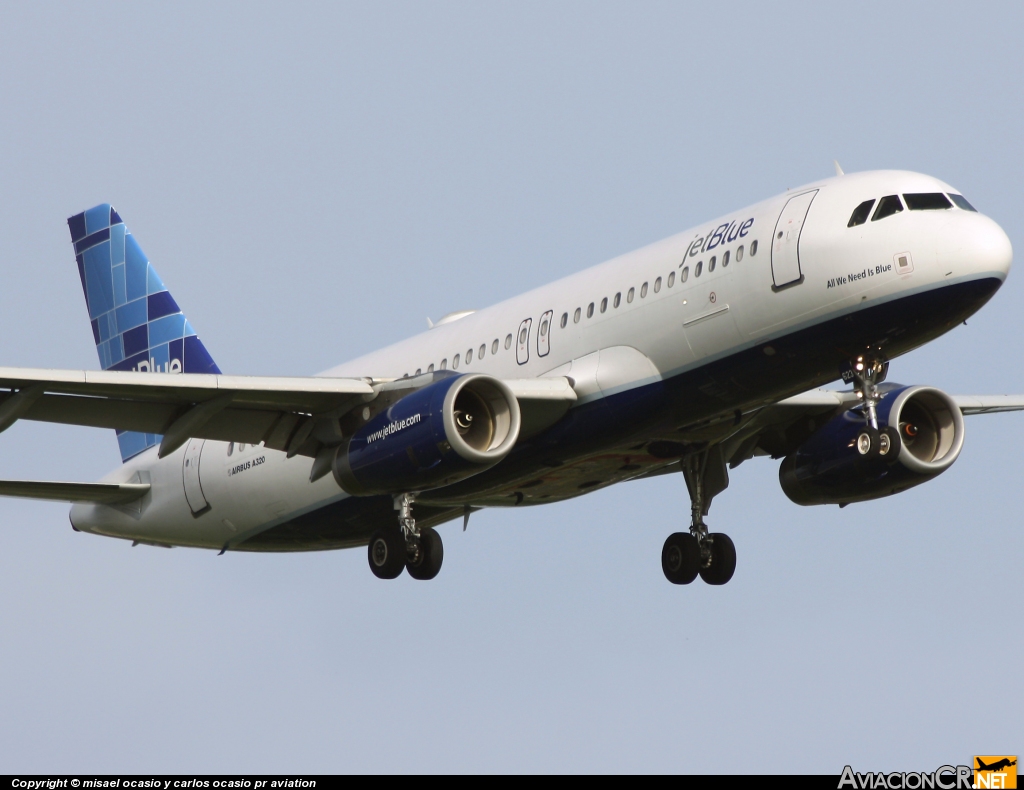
721,388,1024,469
0,479,150,504
0,367,576,460
952,394,1024,414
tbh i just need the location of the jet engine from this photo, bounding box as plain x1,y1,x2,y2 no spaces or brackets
333,373,521,496
779,385,965,506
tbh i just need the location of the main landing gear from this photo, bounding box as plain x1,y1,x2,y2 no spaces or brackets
846,352,901,462
662,446,737,586
367,494,444,581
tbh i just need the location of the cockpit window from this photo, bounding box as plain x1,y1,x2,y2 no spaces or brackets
904,193,952,211
948,194,978,212
872,195,903,221
848,200,875,227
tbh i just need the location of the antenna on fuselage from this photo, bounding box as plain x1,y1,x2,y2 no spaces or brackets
834,160,845,177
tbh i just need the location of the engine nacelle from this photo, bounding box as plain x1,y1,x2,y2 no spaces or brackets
333,373,521,496
779,385,965,506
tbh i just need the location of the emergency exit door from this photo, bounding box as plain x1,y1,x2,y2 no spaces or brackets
771,189,818,291
516,318,532,365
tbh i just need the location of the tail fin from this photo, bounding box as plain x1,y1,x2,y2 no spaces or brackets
67,204,221,461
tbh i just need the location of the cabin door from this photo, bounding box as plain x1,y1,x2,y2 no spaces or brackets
182,438,211,516
771,190,817,291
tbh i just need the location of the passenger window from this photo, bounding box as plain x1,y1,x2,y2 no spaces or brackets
848,199,875,227
641,282,648,298
695,261,703,277
560,313,568,328
540,317,549,337
427,363,434,372
613,292,621,308
466,348,473,363
627,287,634,303
573,307,581,323
453,354,460,369
440,358,448,369
479,343,486,359
680,266,689,282
505,334,512,349
750,240,758,256
227,442,234,456
667,271,675,287
708,255,716,273
736,245,744,262
600,297,607,313
518,326,528,344
654,277,662,293
949,194,977,212
904,193,952,210
492,339,499,354
872,195,904,221
722,251,730,268
415,368,421,375
587,302,594,318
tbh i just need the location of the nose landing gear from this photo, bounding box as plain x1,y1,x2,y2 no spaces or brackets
367,493,444,580
662,446,737,586
845,352,901,463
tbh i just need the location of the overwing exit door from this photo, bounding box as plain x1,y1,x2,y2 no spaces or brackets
771,189,818,291
516,318,532,365
537,310,552,357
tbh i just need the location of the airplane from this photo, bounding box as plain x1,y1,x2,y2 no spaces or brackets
976,759,1017,772
0,168,1020,585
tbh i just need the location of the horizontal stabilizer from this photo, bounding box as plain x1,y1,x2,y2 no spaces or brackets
0,480,150,504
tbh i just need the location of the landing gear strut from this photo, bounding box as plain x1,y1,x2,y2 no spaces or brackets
846,352,901,462
367,493,444,580
662,445,737,586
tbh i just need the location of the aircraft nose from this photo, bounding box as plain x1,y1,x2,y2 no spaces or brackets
972,214,1013,279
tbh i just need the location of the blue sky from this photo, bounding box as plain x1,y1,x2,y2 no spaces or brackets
0,2,1020,773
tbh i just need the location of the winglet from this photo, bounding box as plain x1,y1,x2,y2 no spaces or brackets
834,160,845,177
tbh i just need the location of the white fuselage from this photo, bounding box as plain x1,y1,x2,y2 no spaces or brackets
70,170,1013,551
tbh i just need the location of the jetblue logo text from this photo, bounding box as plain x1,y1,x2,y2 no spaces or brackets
366,413,422,444
684,216,754,259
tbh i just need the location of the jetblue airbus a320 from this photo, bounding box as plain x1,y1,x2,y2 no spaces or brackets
1,168,1018,585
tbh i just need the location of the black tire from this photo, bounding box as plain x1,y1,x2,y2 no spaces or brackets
880,425,902,464
407,529,444,580
856,427,880,461
662,532,700,585
368,527,406,579
699,533,736,586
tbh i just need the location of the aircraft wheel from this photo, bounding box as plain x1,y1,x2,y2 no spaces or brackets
880,426,902,464
407,529,444,580
699,533,736,586
855,427,881,461
368,527,406,579
662,532,700,584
